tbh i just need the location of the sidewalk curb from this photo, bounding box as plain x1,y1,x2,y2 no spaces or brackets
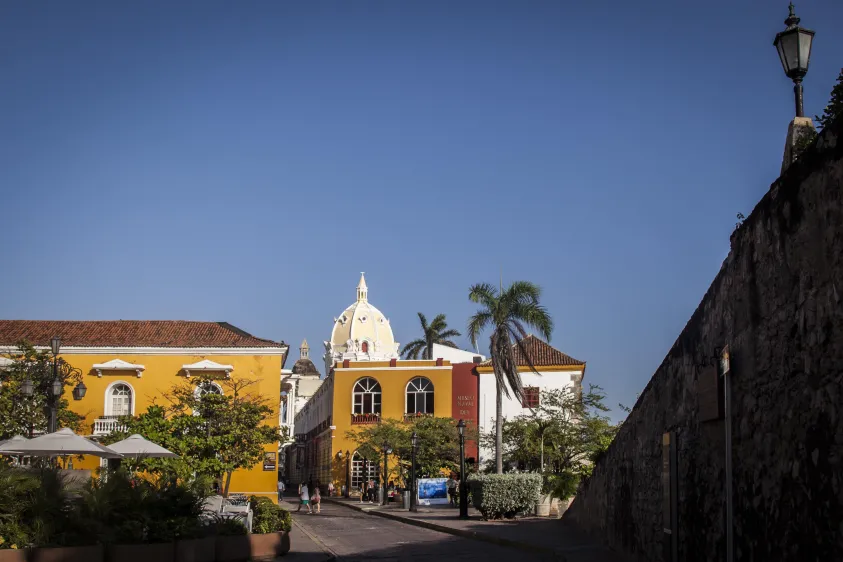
291,518,338,562
323,498,567,561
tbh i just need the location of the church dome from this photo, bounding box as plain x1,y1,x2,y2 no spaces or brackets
323,273,400,370
291,357,320,376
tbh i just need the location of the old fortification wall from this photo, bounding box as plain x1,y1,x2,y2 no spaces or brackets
563,115,843,562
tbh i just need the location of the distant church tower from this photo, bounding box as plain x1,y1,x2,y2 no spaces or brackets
300,339,310,359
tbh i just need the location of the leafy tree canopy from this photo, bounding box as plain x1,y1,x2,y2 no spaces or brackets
816,68,843,131
0,343,85,439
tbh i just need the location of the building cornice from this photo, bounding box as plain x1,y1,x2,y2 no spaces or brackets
334,366,454,372
475,364,585,374
0,345,288,356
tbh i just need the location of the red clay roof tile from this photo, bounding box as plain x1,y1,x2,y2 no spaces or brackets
478,334,584,367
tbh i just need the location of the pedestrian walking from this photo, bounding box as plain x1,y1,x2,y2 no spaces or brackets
312,484,321,514
447,474,458,507
296,482,312,514
360,480,367,503
328,481,335,497
277,479,285,502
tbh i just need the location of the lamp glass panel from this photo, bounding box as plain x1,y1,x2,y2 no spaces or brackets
780,32,799,73
52,379,62,396
797,31,813,70
776,40,788,73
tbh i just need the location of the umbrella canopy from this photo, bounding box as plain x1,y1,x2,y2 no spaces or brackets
0,435,30,454
107,434,177,458
0,428,122,458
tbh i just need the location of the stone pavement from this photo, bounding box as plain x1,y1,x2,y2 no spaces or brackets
321,497,632,562
283,497,559,561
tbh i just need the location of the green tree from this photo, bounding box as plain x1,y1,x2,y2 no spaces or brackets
104,374,282,497
815,68,843,131
0,343,85,439
467,281,553,474
400,313,461,360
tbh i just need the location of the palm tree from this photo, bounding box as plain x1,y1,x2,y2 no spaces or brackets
400,313,462,360
467,281,553,474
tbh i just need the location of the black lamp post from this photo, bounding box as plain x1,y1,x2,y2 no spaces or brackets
345,450,351,498
457,419,468,519
20,336,86,434
410,431,418,512
774,2,815,118
381,442,392,506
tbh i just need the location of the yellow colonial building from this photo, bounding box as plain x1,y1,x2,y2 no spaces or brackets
0,320,288,502
291,274,453,492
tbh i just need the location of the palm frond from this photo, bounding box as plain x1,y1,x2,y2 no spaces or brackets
467,311,493,349
437,329,461,339
437,340,459,349
400,339,426,359
510,301,553,342
416,312,429,332
507,280,542,305
468,283,498,308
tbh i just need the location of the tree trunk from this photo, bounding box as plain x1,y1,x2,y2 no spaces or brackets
495,384,503,474
223,471,233,498
540,434,545,473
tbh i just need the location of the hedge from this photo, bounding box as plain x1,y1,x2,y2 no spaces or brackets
467,473,541,520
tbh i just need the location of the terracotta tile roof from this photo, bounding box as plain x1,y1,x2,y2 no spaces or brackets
0,320,283,348
478,335,584,367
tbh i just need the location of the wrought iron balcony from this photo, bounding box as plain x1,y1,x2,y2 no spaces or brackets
403,412,434,422
350,413,380,425
92,416,128,436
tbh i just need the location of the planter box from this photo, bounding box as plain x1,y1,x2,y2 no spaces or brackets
107,542,174,562
175,537,216,562
31,545,104,562
552,497,573,518
248,532,290,560
0,549,27,562
215,535,250,562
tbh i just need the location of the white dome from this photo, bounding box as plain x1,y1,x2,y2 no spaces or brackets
323,273,400,371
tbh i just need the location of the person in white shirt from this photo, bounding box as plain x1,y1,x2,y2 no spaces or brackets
277,479,285,501
296,482,312,513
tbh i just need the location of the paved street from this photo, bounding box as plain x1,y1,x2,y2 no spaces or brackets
288,500,557,561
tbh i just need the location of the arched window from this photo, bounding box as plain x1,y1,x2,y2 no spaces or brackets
352,377,381,414
405,377,434,414
361,341,369,353
106,382,133,416
195,381,223,398
350,451,378,490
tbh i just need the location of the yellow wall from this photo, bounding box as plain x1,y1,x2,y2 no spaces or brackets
327,360,453,490
58,351,282,502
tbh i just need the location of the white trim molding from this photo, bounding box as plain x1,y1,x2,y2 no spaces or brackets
183,359,234,379
92,358,145,378
0,345,288,357
336,366,453,372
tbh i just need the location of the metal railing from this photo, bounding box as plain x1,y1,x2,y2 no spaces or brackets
403,412,433,422
92,416,128,436
350,413,380,425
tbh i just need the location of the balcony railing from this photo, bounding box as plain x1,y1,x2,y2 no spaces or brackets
403,412,434,422
351,413,381,425
93,416,128,436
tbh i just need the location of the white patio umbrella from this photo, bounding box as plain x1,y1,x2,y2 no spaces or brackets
0,428,122,458
0,435,30,454
107,434,177,458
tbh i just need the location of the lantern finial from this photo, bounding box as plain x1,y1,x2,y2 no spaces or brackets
785,3,800,28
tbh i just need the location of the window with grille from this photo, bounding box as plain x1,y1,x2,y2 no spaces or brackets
352,377,381,414
108,383,133,416
522,387,540,409
350,451,378,490
405,377,435,414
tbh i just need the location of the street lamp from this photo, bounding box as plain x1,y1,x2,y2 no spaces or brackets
773,2,815,117
457,419,468,519
410,431,418,512
381,442,392,506
19,336,86,434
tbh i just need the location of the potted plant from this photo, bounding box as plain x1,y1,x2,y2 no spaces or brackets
539,471,578,518
247,496,292,559
175,518,215,562
210,516,249,562
30,544,105,562
0,525,29,562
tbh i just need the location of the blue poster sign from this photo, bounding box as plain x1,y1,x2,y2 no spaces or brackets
417,478,448,505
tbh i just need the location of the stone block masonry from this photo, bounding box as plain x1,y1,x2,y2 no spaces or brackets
563,114,843,562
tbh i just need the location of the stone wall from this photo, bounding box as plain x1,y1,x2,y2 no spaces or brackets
563,115,843,562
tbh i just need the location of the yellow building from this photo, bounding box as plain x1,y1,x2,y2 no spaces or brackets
0,320,288,502
291,274,453,493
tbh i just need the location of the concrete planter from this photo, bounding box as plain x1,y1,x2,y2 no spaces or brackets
0,549,27,562
552,497,573,518
535,493,553,517
174,537,216,562
214,535,250,562
107,542,174,562
247,532,290,560
31,545,104,562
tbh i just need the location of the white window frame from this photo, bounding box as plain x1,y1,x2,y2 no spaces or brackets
352,377,381,415
405,377,435,414
103,380,136,417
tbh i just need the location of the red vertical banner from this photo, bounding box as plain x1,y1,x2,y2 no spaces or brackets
451,363,479,461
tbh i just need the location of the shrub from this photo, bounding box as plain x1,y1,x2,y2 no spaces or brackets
467,473,541,520
205,515,248,536
249,496,292,534
543,471,579,501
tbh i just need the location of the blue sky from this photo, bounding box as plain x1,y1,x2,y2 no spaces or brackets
1,1,841,421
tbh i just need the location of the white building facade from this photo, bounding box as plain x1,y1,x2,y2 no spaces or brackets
475,335,585,468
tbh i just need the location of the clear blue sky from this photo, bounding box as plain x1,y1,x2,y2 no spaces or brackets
1,1,841,421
